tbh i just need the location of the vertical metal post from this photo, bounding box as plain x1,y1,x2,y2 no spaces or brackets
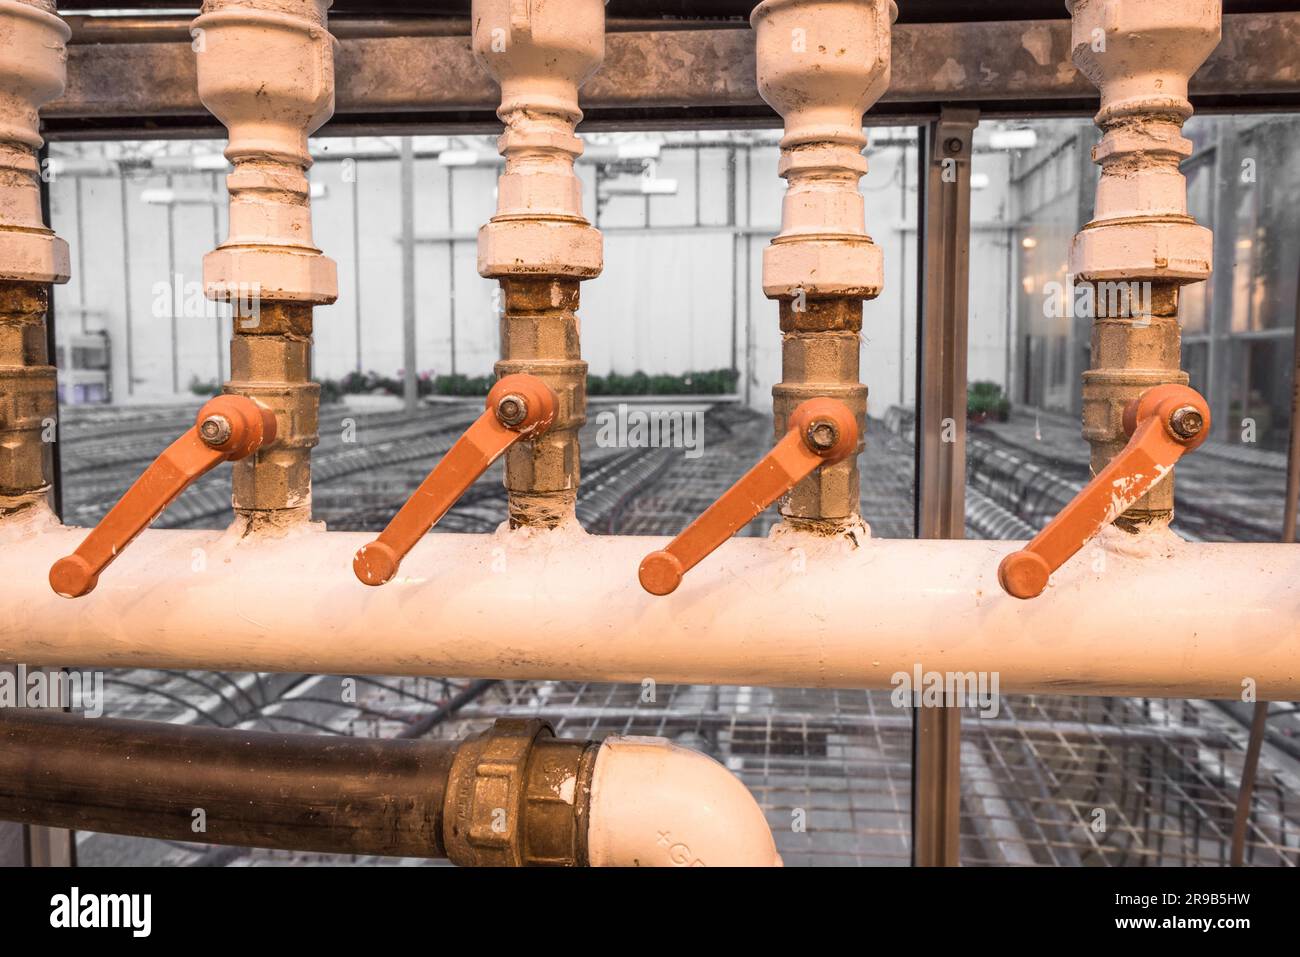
1,667,76,866
1232,252,1300,867
74,177,86,335
118,178,134,397
351,165,363,373
166,174,178,394
1285,258,1300,545
400,138,418,413
446,166,457,377
1208,122,1241,441
913,107,977,868
728,146,738,376
743,145,753,409
25,151,76,868
38,145,62,521
211,171,225,382
899,140,909,407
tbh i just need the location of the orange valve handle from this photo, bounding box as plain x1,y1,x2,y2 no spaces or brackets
639,397,859,596
48,395,277,599
353,374,558,587
997,383,1211,600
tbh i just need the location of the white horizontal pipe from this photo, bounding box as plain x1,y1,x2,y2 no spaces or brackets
1,508,1296,699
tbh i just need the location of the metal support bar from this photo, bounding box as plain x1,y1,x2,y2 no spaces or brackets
42,14,1300,136
1232,245,1300,866
917,109,974,541
913,107,977,868
37,148,62,524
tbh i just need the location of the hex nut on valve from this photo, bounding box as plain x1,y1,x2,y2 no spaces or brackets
1169,405,1204,441
496,394,529,429
199,415,233,448
805,419,840,454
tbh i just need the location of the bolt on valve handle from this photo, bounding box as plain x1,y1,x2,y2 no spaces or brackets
353,374,558,587
997,383,1211,600
639,397,860,596
49,395,277,599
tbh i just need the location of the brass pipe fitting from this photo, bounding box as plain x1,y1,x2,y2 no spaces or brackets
774,297,868,528
0,1,71,517
752,0,895,530
0,281,55,514
1080,281,1185,528
1068,0,1220,530
226,301,319,525
443,718,598,868
472,0,605,528
496,278,587,528
192,0,338,526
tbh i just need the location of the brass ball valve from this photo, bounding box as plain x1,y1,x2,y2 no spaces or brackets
997,384,1211,600
48,395,277,599
638,397,860,596
352,374,558,586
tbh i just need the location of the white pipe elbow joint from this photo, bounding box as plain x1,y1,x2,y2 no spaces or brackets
586,736,783,868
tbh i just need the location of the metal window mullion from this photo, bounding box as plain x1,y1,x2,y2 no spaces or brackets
912,108,978,868
21,147,77,868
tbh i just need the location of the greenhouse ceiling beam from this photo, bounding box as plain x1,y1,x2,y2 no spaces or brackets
43,12,1300,139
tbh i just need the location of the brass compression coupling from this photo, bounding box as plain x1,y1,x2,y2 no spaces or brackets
443,719,599,867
